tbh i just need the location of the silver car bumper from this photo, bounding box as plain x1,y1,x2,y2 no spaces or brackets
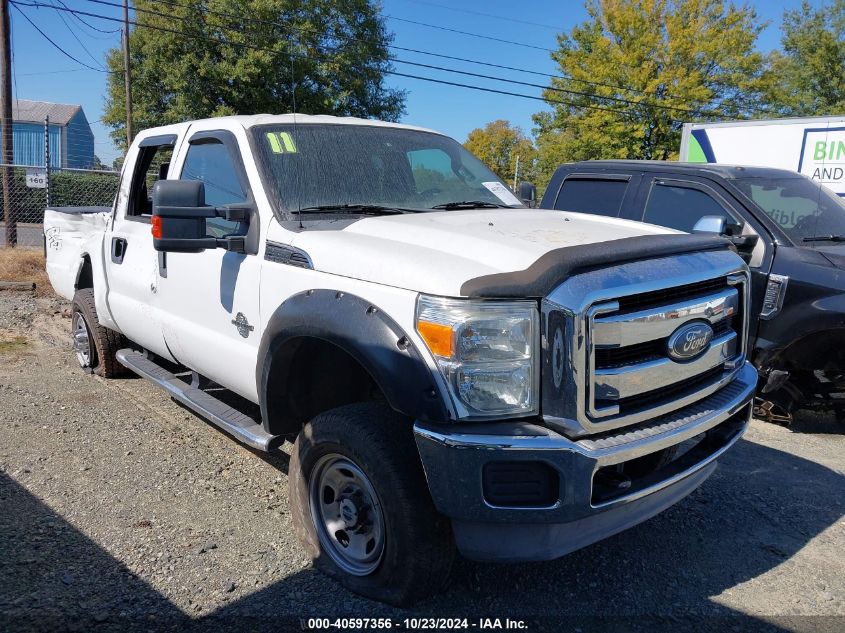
413,362,757,562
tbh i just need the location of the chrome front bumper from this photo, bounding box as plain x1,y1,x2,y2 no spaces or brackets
413,362,756,562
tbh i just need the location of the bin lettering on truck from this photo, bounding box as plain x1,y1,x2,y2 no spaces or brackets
44,114,757,605
681,115,845,197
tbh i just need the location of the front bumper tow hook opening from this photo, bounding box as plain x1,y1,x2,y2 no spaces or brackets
594,469,632,491
753,397,793,426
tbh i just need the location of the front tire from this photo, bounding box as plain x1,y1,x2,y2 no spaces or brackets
71,288,127,378
289,402,454,606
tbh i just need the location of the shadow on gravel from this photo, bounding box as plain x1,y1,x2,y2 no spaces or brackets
2,436,843,632
786,409,844,436
0,472,187,632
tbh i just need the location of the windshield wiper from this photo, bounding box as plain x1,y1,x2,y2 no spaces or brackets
430,200,511,210
294,204,420,215
802,235,845,242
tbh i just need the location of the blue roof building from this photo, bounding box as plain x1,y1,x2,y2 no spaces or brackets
6,100,95,169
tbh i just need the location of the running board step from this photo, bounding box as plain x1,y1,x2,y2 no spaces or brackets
116,349,282,452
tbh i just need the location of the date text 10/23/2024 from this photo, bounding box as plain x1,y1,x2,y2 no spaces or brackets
303,618,529,630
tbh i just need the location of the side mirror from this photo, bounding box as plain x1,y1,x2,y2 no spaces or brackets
692,215,727,235
518,181,537,207
152,180,217,253
692,214,759,260
152,181,248,253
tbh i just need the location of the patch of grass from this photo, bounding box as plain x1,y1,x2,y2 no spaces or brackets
0,247,51,296
0,334,28,355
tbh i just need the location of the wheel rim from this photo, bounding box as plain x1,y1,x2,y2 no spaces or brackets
308,453,385,576
72,312,92,367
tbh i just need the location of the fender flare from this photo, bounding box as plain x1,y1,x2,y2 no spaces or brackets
256,290,450,433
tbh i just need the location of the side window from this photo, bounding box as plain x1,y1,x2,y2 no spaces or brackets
554,177,628,217
643,182,735,233
128,144,173,218
180,140,247,238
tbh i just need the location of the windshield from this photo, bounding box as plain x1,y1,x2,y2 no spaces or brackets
250,123,522,215
733,175,845,245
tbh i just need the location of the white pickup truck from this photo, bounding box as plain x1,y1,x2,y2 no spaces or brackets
44,114,757,605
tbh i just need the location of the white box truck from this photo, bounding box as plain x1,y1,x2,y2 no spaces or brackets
680,115,845,197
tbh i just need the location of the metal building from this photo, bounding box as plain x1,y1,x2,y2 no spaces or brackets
5,99,95,169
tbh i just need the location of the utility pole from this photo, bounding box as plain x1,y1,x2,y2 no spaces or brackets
122,0,133,147
1,0,15,246
512,154,521,192
44,116,50,208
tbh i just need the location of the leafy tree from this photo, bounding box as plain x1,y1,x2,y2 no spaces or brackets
533,0,772,185
464,120,538,186
103,0,405,149
91,155,110,171
766,1,845,116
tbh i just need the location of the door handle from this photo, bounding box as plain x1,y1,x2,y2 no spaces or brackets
111,237,127,264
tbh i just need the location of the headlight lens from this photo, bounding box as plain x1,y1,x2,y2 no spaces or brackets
416,295,539,418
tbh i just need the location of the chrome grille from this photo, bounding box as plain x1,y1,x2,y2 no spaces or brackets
540,249,750,437
588,279,745,420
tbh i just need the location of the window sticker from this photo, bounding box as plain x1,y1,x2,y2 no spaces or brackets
266,132,283,153
482,181,521,206
266,132,298,154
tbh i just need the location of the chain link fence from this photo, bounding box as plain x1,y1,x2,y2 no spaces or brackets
1,164,120,247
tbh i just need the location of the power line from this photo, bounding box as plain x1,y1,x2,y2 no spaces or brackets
82,0,724,118
137,0,699,106
55,0,121,36
15,67,84,76
137,0,739,111
16,0,745,121
383,14,555,52
396,0,560,31
18,0,647,121
387,5,730,90
11,4,114,73
48,0,107,67
392,58,720,117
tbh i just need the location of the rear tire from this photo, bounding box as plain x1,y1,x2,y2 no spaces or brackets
71,288,127,378
289,402,454,606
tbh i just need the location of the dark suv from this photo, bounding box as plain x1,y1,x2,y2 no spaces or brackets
540,160,845,425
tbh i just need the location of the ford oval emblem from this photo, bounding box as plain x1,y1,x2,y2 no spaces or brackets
667,321,713,361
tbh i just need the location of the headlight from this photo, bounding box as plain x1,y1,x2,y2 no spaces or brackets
416,295,539,419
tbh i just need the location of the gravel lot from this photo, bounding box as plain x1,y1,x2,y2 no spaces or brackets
1,291,844,632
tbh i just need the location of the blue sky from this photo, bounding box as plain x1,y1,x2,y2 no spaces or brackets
11,0,821,166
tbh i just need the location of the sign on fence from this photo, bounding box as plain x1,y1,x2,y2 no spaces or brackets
25,168,47,189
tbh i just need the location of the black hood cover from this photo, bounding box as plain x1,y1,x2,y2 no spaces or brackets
460,233,736,298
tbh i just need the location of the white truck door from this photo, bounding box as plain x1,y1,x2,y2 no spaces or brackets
104,133,181,360
156,129,262,402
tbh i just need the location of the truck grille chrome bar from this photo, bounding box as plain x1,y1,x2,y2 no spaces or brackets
592,331,737,404
591,286,738,349
541,250,750,437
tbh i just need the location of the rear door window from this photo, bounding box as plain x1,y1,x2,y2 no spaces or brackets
553,177,629,217
128,144,174,219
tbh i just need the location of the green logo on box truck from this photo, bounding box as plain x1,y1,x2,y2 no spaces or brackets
814,141,845,161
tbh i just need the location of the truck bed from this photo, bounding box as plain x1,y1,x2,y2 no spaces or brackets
44,206,111,301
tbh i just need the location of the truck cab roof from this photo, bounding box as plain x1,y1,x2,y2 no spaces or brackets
560,160,804,181
137,113,442,137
